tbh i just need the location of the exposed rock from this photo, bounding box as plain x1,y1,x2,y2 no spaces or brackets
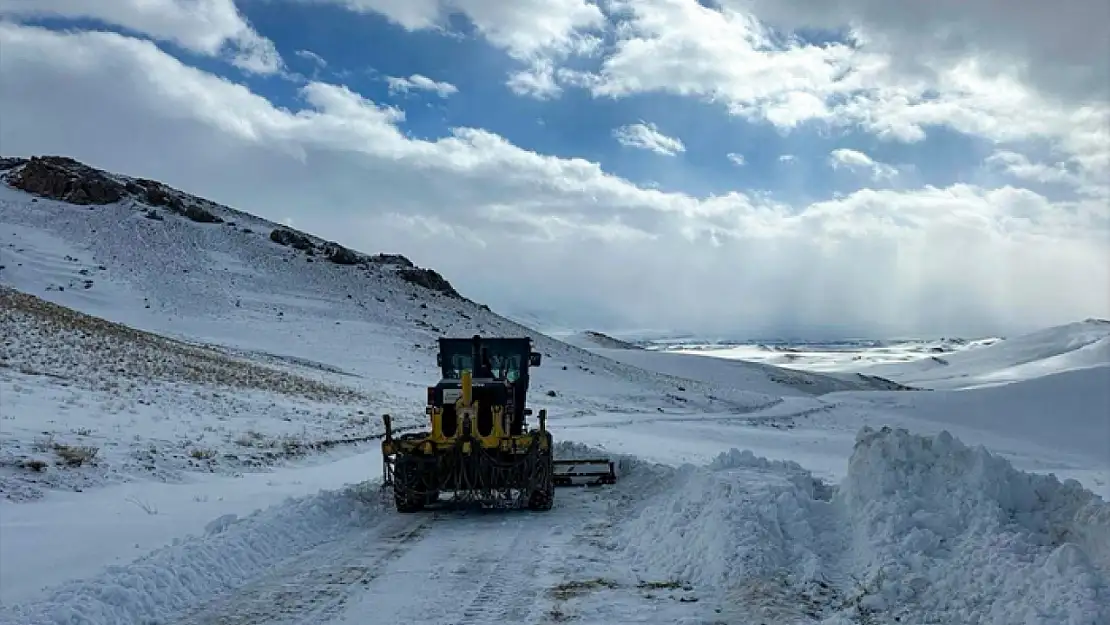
183,205,222,223
397,267,460,298
323,243,360,265
370,253,415,268
2,154,474,302
6,156,125,205
133,179,182,210
581,330,643,350
269,228,314,251
0,157,25,171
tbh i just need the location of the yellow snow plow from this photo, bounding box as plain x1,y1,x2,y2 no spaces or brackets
380,334,615,512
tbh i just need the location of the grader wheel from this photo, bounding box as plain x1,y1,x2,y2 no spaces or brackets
393,456,427,513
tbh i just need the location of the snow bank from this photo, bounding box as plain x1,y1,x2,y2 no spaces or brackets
617,427,1110,624
841,426,1109,624
0,483,386,625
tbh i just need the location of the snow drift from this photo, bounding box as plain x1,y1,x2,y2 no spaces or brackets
619,427,1110,624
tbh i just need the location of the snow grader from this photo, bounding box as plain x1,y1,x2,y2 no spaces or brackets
380,334,616,513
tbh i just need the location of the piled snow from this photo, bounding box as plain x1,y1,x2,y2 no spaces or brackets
0,482,386,625
0,450,388,606
618,427,1110,624
839,426,1109,623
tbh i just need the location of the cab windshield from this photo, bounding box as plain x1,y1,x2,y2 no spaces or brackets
440,342,524,382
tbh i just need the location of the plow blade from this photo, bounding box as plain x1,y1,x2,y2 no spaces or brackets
552,459,616,486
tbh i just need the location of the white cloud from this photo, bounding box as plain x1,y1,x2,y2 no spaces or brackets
295,49,327,68
731,0,1110,103
829,148,898,181
386,74,458,98
613,122,686,156
726,153,745,167
0,0,282,74
779,154,796,163
557,0,1108,200
984,150,1102,197
506,60,562,100
298,0,604,60
1,22,1106,337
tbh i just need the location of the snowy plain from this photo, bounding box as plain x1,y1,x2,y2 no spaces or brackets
1,160,1108,625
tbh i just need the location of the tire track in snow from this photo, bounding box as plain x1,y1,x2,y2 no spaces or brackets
175,513,433,625
453,522,546,625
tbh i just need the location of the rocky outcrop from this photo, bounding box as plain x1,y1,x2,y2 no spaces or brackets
323,243,360,265
2,154,469,301
2,156,223,224
369,253,414,268
5,156,125,205
269,228,314,251
397,267,460,298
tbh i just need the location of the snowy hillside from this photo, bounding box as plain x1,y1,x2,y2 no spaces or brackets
1,155,1107,625
585,345,918,397
0,155,886,501
667,335,1001,372
854,319,1110,389
555,329,646,350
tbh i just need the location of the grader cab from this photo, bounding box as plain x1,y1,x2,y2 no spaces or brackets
381,334,615,512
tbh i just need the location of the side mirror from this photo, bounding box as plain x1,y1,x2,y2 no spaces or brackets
528,352,542,367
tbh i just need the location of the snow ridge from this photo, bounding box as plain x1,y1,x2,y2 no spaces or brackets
0,483,386,625
618,427,1110,624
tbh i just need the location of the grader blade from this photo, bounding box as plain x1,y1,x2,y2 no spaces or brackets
552,459,616,486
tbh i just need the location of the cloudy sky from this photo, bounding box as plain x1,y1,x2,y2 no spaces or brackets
1,0,1107,339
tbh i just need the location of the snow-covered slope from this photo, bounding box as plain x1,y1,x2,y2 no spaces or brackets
671,336,1001,372
1,156,1107,625
554,329,646,350
585,346,918,397
831,364,1110,461
0,155,862,502
855,319,1110,389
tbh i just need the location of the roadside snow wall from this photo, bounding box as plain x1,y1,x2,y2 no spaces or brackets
618,426,1110,625
0,484,386,625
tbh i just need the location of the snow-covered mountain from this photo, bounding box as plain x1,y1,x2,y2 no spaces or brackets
1,155,1107,625
0,155,913,499
853,318,1110,389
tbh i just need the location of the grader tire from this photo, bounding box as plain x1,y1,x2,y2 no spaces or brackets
527,486,553,511
393,456,426,513
527,448,555,511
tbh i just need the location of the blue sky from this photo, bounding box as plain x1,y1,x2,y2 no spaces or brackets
0,1,1106,338
233,1,995,203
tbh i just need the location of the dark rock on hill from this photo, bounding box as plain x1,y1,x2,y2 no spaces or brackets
1,154,467,301
6,156,125,205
